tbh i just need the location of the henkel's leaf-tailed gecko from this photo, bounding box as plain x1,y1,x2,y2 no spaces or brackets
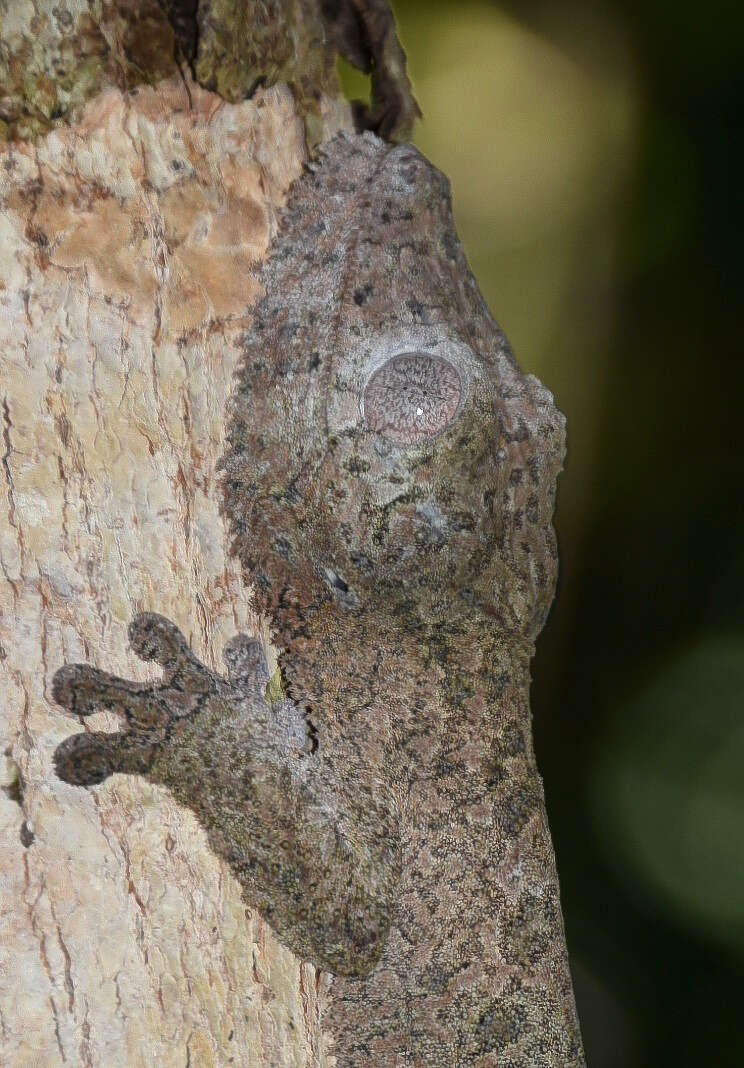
53,132,585,1066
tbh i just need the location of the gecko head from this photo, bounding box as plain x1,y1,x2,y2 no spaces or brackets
222,138,565,642
223,329,564,643
309,331,565,639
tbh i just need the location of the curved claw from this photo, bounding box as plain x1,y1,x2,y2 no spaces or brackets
52,613,216,789
52,662,169,729
223,634,270,689
54,729,157,786
54,731,120,786
53,664,136,719
128,613,197,678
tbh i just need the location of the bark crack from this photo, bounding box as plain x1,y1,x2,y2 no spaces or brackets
121,838,147,916
79,997,93,1068
1,395,22,601
49,995,67,1063
26,862,68,1061
55,919,75,1014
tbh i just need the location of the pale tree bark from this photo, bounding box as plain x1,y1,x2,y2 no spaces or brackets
0,61,352,1068
0,3,580,1066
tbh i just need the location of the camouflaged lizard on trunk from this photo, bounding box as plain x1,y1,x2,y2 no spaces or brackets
53,132,585,1066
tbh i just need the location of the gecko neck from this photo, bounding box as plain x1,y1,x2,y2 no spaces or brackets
277,597,535,761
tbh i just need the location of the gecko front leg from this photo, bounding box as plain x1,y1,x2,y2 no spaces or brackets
53,612,401,977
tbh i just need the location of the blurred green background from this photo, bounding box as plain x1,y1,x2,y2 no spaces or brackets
344,2,744,1063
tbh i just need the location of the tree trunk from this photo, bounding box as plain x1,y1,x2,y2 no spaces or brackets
0,64,352,1065
0,3,582,1065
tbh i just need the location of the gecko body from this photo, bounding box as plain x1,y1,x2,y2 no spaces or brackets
54,133,584,1066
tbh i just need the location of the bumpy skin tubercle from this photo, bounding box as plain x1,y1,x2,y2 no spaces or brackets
54,133,585,1065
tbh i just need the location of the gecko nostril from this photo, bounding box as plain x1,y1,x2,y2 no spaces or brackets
363,353,462,445
324,568,349,593
322,567,359,609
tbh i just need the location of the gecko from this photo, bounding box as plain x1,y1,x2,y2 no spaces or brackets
53,132,585,1066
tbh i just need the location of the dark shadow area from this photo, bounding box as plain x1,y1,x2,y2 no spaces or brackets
347,2,744,1063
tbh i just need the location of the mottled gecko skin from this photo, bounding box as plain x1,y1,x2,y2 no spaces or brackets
54,134,585,1066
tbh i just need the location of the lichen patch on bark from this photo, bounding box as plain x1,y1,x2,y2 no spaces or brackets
0,0,417,144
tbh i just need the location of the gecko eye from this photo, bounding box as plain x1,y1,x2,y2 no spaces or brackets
362,353,463,445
